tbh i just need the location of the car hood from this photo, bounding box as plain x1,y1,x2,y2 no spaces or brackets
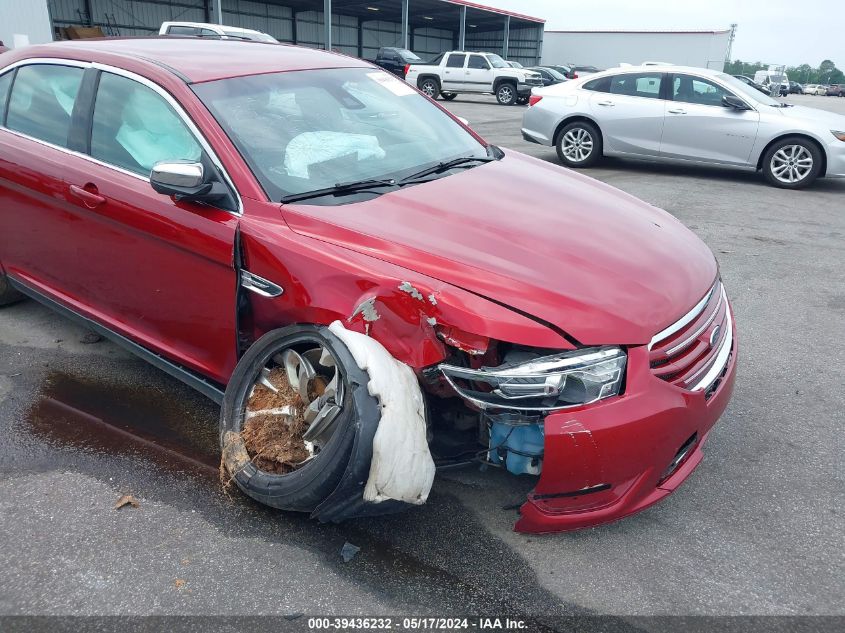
280,151,717,345
502,69,539,79
775,104,845,128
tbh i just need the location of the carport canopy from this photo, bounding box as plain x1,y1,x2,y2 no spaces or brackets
208,0,543,58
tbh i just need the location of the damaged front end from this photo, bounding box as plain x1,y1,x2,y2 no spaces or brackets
436,347,627,476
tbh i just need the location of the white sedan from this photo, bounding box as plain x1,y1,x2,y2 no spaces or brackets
521,65,845,188
804,84,828,96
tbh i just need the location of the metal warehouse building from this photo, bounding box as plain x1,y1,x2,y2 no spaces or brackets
542,29,734,71
1,0,545,66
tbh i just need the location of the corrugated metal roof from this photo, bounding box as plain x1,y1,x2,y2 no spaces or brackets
444,1,545,23
545,29,731,35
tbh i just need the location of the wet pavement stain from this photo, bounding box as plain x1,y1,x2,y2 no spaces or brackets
17,370,599,620
26,371,220,477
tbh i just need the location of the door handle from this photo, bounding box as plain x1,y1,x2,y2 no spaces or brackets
69,183,106,208
596,100,615,106
465,71,471,75
668,108,687,114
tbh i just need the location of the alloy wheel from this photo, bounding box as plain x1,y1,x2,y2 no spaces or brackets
421,81,437,98
561,127,594,162
241,341,345,472
770,145,813,184
497,85,514,104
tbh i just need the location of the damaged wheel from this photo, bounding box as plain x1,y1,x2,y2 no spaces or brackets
220,325,377,513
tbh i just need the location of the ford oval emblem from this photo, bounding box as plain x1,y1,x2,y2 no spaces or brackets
709,325,721,347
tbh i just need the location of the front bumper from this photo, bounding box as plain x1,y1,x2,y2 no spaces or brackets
518,81,542,96
515,326,737,533
825,139,845,177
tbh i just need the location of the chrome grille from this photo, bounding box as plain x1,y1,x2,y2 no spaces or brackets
648,281,733,393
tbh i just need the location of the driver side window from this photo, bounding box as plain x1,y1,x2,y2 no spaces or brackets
467,55,489,70
672,74,732,107
90,72,202,176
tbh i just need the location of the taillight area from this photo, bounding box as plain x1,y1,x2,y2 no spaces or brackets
404,63,410,76
573,73,579,79
528,95,543,107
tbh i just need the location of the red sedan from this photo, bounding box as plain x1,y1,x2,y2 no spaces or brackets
0,38,736,533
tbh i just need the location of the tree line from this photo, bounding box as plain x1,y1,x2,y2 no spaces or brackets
724,59,844,85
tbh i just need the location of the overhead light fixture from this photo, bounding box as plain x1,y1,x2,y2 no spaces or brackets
423,16,433,20
366,6,379,10
469,24,477,28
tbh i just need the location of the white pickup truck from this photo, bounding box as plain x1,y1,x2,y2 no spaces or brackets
405,51,543,105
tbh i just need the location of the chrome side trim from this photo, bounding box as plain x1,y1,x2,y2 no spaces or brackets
0,57,243,215
649,281,719,350
688,303,733,392
240,271,283,297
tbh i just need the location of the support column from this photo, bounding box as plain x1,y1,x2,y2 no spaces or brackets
502,14,510,59
323,0,332,51
357,17,363,59
401,0,409,50
213,0,222,25
536,25,543,65
458,5,466,50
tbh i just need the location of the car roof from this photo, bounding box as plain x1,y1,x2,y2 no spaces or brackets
593,64,724,77
8,37,370,84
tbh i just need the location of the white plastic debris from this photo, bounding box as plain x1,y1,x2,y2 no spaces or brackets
328,321,435,505
284,132,385,179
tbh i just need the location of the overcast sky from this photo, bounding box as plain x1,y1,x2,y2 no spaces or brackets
476,0,842,67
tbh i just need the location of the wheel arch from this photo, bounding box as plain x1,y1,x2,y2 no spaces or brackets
416,74,441,90
493,76,517,93
553,115,604,147
755,133,828,176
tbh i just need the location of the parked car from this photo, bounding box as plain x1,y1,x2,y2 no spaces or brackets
0,38,736,533
733,74,771,95
826,84,844,96
505,61,524,68
159,21,278,42
789,81,804,94
405,50,543,105
522,65,845,189
373,46,421,78
545,64,576,79
526,66,568,87
804,84,827,95
572,65,602,77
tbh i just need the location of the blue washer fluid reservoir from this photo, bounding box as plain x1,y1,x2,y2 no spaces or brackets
487,415,544,476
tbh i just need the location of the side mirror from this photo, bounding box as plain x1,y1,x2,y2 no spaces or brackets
722,94,750,110
150,160,231,205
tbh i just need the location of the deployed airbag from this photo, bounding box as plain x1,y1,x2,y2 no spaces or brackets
284,132,385,179
328,321,435,505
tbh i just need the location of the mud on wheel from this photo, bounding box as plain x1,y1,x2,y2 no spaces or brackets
220,325,377,512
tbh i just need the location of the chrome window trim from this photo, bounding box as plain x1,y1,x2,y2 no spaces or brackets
648,281,719,350
688,303,733,392
0,57,243,215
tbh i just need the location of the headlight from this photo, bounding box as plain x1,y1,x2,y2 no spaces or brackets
832,130,845,142
439,347,626,411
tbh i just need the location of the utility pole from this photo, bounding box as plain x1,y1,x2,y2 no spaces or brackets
724,23,737,70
